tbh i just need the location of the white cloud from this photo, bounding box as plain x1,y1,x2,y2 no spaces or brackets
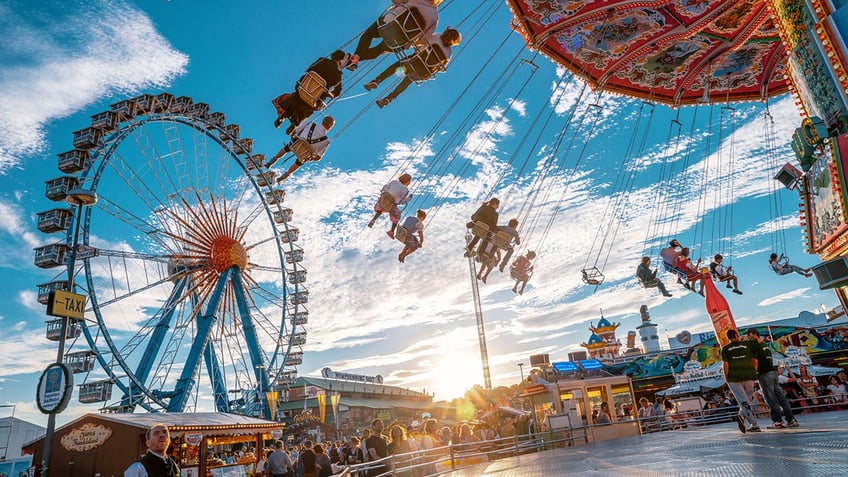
758,288,812,307
0,0,188,172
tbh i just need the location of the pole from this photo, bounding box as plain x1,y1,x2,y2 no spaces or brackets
518,363,525,383
466,231,491,389
41,189,96,477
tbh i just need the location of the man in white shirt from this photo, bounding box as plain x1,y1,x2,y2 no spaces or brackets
124,423,180,477
368,173,413,237
268,116,335,183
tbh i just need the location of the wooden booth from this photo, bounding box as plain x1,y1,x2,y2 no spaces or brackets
23,412,283,477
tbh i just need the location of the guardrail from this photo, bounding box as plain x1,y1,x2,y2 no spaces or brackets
330,403,841,475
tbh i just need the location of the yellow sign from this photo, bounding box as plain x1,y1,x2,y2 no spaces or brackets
48,289,86,320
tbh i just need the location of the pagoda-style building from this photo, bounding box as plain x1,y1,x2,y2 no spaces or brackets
580,313,622,362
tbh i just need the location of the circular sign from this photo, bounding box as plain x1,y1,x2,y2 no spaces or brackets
37,363,73,414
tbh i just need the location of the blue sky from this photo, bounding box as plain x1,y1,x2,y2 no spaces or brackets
0,0,837,429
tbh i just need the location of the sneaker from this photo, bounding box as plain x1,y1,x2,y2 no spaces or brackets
275,174,289,184
663,293,673,297
683,283,691,290
735,415,747,433
786,420,800,428
386,230,395,240
748,426,761,432
732,289,743,295
367,220,375,228
274,116,283,128
768,422,785,429
364,81,379,91
376,98,391,108
804,272,813,277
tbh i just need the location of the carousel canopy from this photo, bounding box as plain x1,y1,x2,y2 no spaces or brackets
505,0,789,106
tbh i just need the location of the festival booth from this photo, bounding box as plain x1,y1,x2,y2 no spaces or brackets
523,372,640,444
22,412,283,477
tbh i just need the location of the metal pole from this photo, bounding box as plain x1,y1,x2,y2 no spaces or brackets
41,189,96,477
518,363,525,383
466,231,491,389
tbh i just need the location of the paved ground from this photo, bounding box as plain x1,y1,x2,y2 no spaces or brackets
445,410,848,476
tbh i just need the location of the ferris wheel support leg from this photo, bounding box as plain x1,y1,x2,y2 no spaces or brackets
123,278,189,408
204,340,230,412
231,270,271,419
167,267,233,412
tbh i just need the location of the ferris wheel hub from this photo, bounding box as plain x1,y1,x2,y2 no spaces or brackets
211,236,248,272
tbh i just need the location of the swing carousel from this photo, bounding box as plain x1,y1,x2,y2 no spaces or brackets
504,0,848,306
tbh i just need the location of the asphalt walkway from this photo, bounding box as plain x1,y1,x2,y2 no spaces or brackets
445,410,848,476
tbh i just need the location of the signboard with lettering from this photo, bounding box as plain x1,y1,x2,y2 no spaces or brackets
60,422,112,452
36,362,73,414
321,367,383,384
47,289,87,320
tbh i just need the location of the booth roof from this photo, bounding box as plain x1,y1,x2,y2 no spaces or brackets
23,412,282,450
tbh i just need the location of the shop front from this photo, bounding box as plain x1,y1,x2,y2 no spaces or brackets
23,412,283,477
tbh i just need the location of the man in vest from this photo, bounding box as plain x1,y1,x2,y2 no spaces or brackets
124,423,180,477
266,116,335,181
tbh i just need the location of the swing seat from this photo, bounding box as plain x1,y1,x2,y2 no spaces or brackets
582,267,605,286
400,43,448,84
470,221,491,240
291,139,318,163
491,231,513,249
296,71,329,110
396,225,409,243
378,191,396,211
662,261,688,281
510,266,532,282
377,4,427,52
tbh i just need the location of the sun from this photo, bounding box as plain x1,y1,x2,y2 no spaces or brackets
431,349,486,401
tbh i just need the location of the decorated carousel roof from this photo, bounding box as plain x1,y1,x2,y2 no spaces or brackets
505,0,789,106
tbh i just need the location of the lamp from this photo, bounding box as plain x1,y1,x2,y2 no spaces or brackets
41,188,97,477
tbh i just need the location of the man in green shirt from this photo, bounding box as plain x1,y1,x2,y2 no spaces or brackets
721,329,761,433
746,328,799,429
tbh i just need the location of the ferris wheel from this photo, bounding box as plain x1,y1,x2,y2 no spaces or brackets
34,92,307,416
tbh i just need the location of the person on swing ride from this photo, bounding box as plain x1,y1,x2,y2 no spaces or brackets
365,28,462,108
369,173,413,238
510,250,536,295
768,253,813,277
659,239,685,283
268,116,335,183
271,50,354,132
351,0,441,65
476,241,501,284
636,256,673,297
398,209,427,263
675,247,704,295
464,197,500,257
710,253,743,294
495,217,521,273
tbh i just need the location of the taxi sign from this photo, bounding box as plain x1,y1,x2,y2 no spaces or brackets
47,289,86,320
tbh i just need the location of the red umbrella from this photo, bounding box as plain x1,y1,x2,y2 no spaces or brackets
505,1,789,106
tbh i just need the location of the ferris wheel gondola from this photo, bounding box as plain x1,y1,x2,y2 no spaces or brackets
34,92,306,416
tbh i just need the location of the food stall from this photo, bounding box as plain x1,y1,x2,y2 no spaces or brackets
23,412,283,477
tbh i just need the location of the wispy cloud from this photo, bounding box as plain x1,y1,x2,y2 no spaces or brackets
0,0,188,172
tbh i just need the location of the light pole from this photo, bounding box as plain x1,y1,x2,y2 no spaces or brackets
41,188,97,477
518,362,525,383
256,364,266,418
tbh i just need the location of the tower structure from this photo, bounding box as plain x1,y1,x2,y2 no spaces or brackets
637,305,661,353
580,312,622,361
